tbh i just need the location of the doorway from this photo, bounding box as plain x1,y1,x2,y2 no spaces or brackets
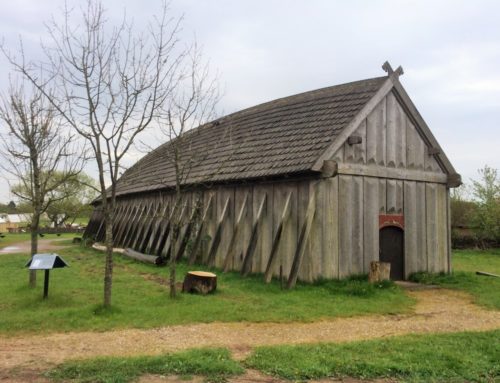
379,226,404,280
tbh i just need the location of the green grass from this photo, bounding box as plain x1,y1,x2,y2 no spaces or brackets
0,232,76,247
245,330,500,382
0,242,411,336
410,248,500,309
48,348,243,383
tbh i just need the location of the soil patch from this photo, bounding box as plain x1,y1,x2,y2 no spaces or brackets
0,239,69,255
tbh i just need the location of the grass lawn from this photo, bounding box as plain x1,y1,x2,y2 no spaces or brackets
0,232,76,247
48,348,243,383
411,248,500,309
245,330,500,382
0,237,412,336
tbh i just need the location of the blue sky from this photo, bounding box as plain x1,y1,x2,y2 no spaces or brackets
0,0,499,201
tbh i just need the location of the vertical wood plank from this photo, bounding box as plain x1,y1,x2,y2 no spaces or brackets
254,185,273,273
339,175,353,278
364,177,379,273
415,182,427,272
426,183,439,273
386,92,397,168
366,99,386,166
404,181,418,277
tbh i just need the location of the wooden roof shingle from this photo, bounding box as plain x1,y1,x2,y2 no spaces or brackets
115,76,388,196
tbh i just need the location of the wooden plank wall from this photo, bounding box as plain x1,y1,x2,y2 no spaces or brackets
83,92,451,282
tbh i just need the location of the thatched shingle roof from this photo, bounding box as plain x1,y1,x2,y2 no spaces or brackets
115,76,387,196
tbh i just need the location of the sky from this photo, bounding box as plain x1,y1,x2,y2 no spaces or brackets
0,0,499,202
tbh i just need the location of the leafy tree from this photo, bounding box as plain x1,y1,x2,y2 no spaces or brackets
471,165,500,246
0,83,83,287
45,173,97,227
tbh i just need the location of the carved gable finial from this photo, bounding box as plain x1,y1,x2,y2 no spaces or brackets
382,61,404,77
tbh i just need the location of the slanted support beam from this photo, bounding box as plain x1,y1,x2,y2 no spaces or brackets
223,193,249,272
206,196,230,267
287,184,317,289
264,191,292,283
241,193,267,277
175,196,203,261
188,195,214,265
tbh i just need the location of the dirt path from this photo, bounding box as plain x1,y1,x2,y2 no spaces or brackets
0,238,69,254
1,288,499,375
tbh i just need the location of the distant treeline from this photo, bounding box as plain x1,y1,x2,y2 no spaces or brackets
451,166,499,249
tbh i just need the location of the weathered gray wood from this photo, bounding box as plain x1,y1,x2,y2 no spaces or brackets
368,261,391,282
145,200,169,254
175,195,202,262
415,182,427,272
287,182,317,288
369,98,386,166
446,188,452,273
351,176,364,274
436,184,448,272
201,192,216,264
188,194,213,265
320,160,338,177
378,179,387,213
338,175,353,278
312,77,393,171
123,248,165,266
406,118,425,171
404,181,418,277
139,199,161,253
386,91,406,169
241,193,267,276
264,191,292,283
364,177,379,272
297,181,312,281
223,193,249,272
392,76,459,178
337,163,448,184
253,185,273,273
207,195,230,267
426,183,439,273
213,188,234,268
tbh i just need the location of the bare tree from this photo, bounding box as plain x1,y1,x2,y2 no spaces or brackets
2,0,187,307
155,44,221,298
0,83,83,287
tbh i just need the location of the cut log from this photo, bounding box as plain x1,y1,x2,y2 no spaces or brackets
476,271,500,278
368,261,391,282
182,271,217,295
123,248,166,266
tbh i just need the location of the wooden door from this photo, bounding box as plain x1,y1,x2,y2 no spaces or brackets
379,226,404,280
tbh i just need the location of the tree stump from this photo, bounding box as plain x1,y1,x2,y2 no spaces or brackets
182,271,217,295
368,261,391,283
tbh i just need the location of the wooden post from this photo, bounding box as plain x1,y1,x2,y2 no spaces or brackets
188,195,213,265
241,193,267,276
175,196,202,261
43,270,50,299
264,192,292,283
207,196,230,267
223,193,248,272
368,261,391,282
287,184,317,289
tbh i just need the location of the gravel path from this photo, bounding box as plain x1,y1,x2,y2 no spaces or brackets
0,238,69,254
0,288,499,373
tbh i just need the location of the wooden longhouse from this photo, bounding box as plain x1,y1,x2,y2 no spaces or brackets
84,62,461,285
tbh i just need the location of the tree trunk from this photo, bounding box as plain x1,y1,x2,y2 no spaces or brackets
29,211,40,288
103,215,113,307
29,224,38,288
